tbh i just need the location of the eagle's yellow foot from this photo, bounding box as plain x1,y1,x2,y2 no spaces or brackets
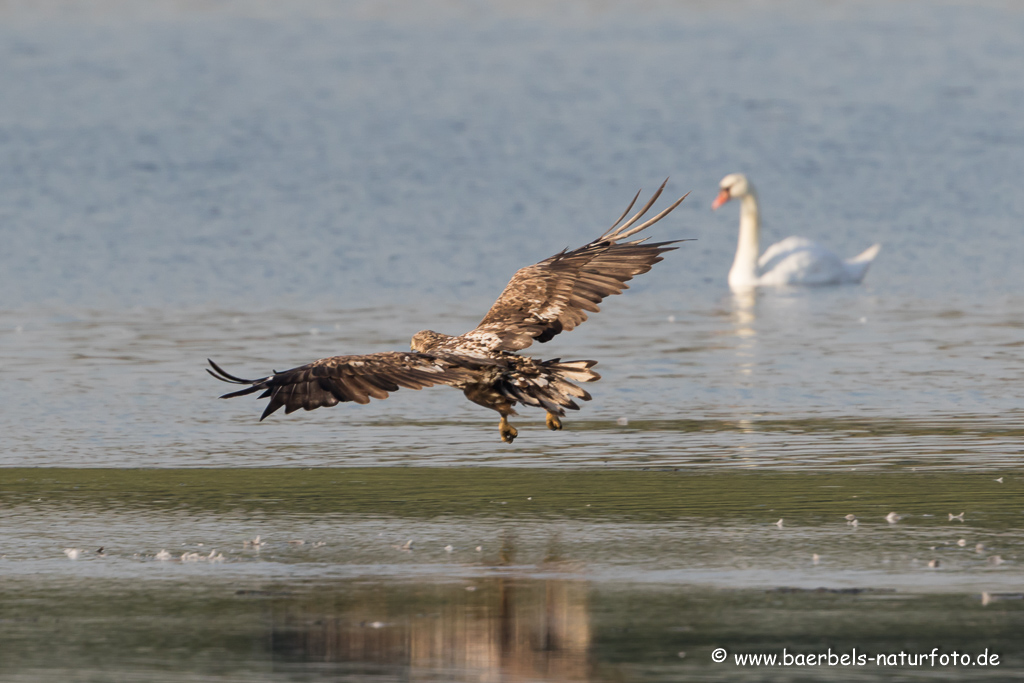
499,416,518,444
545,412,563,431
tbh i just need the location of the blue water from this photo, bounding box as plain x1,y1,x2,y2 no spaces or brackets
1,3,1023,680
2,0,1022,310
2,0,1023,467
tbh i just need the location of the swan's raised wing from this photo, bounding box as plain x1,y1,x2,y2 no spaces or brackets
208,353,474,420
757,237,850,285
463,182,688,352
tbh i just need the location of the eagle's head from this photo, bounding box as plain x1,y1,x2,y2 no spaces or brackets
410,329,452,353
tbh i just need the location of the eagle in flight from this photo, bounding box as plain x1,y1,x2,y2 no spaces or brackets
209,181,687,443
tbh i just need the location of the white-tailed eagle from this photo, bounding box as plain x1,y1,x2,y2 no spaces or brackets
209,181,688,443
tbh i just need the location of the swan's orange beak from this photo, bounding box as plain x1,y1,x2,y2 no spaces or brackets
711,188,731,210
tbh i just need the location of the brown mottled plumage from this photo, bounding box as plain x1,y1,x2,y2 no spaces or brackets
207,353,479,421
209,180,688,443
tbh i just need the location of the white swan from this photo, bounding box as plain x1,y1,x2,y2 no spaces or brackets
712,173,880,289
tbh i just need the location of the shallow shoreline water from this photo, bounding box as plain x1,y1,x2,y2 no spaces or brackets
2,467,1022,681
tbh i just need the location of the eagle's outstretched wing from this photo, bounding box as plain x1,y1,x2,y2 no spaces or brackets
465,180,689,352
207,353,474,420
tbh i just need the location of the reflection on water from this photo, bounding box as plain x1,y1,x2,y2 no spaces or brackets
3,573,1023,681
729,290,758,382
273,531,592,680
273,577,590,681
730,289,758,339
1,468,1023,680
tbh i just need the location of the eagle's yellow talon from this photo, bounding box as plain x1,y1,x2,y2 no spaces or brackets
546,412,563,431
499,416,518,444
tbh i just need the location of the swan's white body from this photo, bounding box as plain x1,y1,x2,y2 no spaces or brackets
713,173,880,289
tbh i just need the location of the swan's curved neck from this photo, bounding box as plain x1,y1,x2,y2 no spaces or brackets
728,191,761,288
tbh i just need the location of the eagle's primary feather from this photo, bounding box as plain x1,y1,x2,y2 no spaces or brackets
207,354,477,420
468,182,687,353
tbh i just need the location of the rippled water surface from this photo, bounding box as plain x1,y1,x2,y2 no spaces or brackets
1,0,1023,680
2,468,1023,682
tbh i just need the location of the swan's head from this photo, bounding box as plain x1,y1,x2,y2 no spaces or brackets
712,173,754,210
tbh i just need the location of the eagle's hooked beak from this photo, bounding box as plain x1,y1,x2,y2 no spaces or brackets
711,188,732,210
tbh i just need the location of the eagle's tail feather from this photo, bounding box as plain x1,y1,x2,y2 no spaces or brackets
547,359,600,383
498,358,599,417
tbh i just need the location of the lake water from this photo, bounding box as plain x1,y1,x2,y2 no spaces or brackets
1,1,1022,681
